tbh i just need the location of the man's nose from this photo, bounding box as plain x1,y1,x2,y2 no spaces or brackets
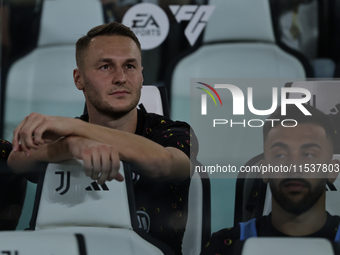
288,154,302,166
112,67,126,85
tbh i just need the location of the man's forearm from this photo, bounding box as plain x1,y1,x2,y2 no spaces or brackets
73,121,191,182
11,114,182,176
8,138,72,175
11,114,191,182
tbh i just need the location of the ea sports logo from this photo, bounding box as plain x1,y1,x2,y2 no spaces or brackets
122,3,170,50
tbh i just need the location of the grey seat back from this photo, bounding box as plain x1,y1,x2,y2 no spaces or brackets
4,0,104,142
170,0,309,233
30,159,172,255
9,0,104,230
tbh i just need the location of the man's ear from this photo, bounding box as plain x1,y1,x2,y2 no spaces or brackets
328,159,340,183
73,68,84,90
260,159,269,183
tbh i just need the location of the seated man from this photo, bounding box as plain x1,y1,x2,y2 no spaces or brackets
201,104,340,255
0,139,27,230
8,22,197,254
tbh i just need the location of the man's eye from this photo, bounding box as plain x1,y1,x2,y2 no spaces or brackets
304,153,315,158
275,154,286,158
127,64,135,69
101,65,109,69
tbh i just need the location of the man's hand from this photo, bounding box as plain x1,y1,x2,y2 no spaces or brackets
12,113,79,155
66,136,124,184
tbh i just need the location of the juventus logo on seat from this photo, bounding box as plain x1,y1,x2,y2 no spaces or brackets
55,171,71,195
137,211,150,233
85,181,109,191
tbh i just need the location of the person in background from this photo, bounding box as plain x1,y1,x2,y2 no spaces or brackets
201,104,340,254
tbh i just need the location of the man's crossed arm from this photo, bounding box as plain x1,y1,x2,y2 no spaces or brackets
8,113,191,184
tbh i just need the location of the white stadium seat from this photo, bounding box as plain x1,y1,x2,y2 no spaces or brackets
30,159,172,254
0,231,86,255
6,0,105,230
242,237,334,255
169,0,310,234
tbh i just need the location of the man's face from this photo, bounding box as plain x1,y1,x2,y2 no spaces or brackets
75,35,143,118
262,123,336,215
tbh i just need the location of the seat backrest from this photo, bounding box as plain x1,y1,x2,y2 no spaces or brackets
242,237,334,255
32,160,131,229
3,0,104,142
170,0,309,168
8,0,104,230
0,231,86,255
203,0,274,44
170,0,309,233
182,170,211,255
137,85,170,117
30,159,173,255
171,0,308,123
